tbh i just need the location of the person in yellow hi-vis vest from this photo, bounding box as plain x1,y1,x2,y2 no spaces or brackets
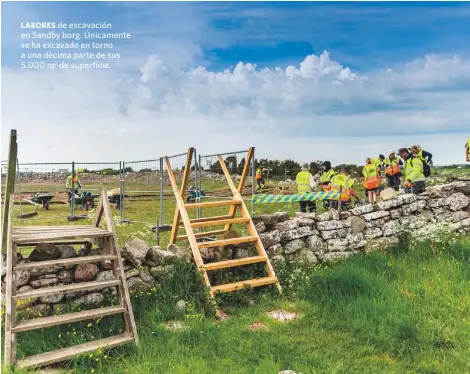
330,167,359,210
66,172,82,199
363,158,380,204
465,139,470,162
296,163,317,213
255,167,266,189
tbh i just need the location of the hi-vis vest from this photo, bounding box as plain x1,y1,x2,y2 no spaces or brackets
385,157,401,176
67,175,79,183
405,156,425,183
296,171,312,194
362,164,379,189
331,174,353,201
256,168,262,180
371,158,383,169
466,139,470,157
319,169,336,191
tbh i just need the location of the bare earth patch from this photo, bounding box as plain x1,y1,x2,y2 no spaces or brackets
217,311,230,321
267,310,298,322
248,322,268,331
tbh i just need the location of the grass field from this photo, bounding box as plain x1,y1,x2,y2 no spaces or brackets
6,234,470,374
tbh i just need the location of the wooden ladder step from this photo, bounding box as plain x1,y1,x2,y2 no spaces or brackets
179,215,233,226
203,256,267,271
191,217,249,228
177,229,226,240
13,279,121,301
17,239,92,247
16,333,134,370
12,305,126,333
211,277,278,294
198,236,258,249
14,255,118,271
185,200,242,209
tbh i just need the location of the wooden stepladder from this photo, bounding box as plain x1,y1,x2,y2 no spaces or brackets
164,147,282,316
3,184,139,370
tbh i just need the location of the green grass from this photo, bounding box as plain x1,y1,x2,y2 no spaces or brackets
4,236,470,373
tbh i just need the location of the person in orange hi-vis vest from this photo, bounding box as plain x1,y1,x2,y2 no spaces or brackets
384,150,403,191
362,158,380,204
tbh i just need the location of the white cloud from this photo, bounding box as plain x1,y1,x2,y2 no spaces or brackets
2,51,470,165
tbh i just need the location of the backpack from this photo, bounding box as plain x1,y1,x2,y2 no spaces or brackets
411,158,431,178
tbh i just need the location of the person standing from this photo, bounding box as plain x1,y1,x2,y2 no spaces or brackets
410,145,433,164
66,171,82,199
256,167,266,189
318,161,336,210
384,150,403,191
465,139,470,162
330,167,359,210
399,148,426,194
296,163,317,213
363,158,380,204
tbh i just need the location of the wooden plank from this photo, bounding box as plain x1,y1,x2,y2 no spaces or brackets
218,155,283,295
13,279,121,300
14,225,93,231
13,231,112,244
2,130,17,255
185,200,241,209
4,198,16,368
16,333,134,370
197,236,257,249
179,215,233,225
191,217,249,228
16,239,92,247
101,189,139,347
211,277,277,294
176,229,226,240
14,255,117,271
203,256,266,271
224,147,254,231
12,305,125,333
92,193,104,227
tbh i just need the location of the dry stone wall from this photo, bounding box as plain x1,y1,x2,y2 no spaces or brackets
2,181,469,318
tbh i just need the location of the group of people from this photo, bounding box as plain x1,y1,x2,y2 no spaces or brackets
291,145,434,213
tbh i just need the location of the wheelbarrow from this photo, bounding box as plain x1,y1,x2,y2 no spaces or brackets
186,186,206,203
69,190,98,210
107,189,124,210
30,193,54,210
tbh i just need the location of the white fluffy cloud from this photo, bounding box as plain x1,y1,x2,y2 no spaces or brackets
2,51,470,165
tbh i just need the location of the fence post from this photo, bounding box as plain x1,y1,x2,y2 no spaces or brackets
119,161,124,222
251,148,256,217
71,161,75,217
17,159,22,216
198,154,203,225
121,161,126,222
159,157,164,226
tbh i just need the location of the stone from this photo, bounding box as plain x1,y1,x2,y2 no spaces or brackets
345,233,364,245
167,244,192,262
348,216,366,234
17,269,31,286
267,310,297,322
318,251,355,263
121,238,150,267
166,320,185,331
65,290,87,302
305,235,326,252
249,322,268,331
452,211,470,223
255,221,266,234
327,239,348,251
29,267,59,277
316,220,344,231
271,255,286,264
340,211,352,219
150,265,175,279
127,277,152,293
293,249,318,264
20,304,51,319
361,211,390,222
320,228,350,240
30,277,58,288
396,194,418,205
446,192,470,211
390,208,403,219
365,219,387,229
431,208,453,223
295,212,317,220
273,220,299,232
283,239,305,254
427,198,448,208
295,217,315,227
364,228,383,240
450,218,470,231
140,271,156,285
57,270,73,284
125,269,141,279
15,285,37,309
266,244,283,257
176,299,186,314
260,230,281,248
351,204,374,216
147,247,178,266
382,220,402,237
234,248,256,259
58,245,76,259
29,243,61,262
72,293,104,307
40,290,65,304
95,270,116,282
78,244,92,257
400,216,428,230
380,187,397,201
254,212,289,225
280,226,313,241
402,200,427,214
315,212,331,221
1,255,6,278
349,240,367,249
74,263,99,282
366,237,399,250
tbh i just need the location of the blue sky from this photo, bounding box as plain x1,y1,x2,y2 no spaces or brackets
1,1,470,164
